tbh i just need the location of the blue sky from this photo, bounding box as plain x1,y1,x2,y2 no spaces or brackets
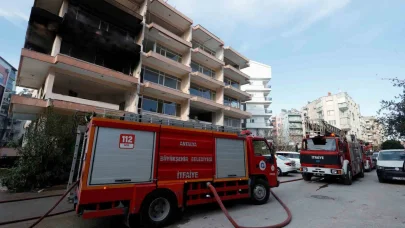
0,0,404,116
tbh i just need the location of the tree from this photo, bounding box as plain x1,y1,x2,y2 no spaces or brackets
378,78,405,139
380,140,404,150
2,107,77,192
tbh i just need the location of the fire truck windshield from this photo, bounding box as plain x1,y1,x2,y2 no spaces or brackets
306,138,336,151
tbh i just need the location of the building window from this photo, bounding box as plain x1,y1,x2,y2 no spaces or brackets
142,96,180,117
190,61,215,78
192,40,216,56
328,120,336,126
224,116,241,128
141,66,181,90
156,44,182,62
327,110,335,116
224,77,240,89
189,84,216,100
250,119,254,123
224,96,240,109
143,39,183,63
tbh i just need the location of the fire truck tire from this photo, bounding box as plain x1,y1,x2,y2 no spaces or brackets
250,179,270,205
302,173,313,181
140,191,176,228
378,176,385,183
344,166,353,185
359,164,365,178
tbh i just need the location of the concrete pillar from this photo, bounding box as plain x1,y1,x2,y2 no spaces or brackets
124,87,139,113
59,0,69,16
180,99,190,121
216,47,224,61
213,109,224,126
182,27,192,42
216,87,224,104
182,49,191,67
180,74,190,94
215,67,224,82
43,69,55,99
138,0,148,17
51,36,62,57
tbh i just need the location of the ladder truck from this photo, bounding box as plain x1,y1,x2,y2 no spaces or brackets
300,119,365,185
68,113,279,227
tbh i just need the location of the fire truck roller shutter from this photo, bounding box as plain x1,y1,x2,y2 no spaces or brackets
215,138,246,179
89,127,155,185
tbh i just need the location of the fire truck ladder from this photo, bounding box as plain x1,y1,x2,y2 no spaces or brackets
304,118,346,138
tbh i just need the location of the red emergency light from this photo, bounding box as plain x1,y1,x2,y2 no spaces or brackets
240,130,252,136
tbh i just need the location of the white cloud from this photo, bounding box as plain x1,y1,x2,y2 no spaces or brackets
0,0,33,28
168,0,351,37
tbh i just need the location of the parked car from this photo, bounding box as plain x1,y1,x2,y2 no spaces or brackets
372,152,379,163
376,150,405,183
276,151,301,171
264,154,296,176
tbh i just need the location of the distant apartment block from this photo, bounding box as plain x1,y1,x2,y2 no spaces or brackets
302,92,363,139
241,61,272,138
0,57,17,146
277,109,303,145
362,116,384,147
11,0,252,130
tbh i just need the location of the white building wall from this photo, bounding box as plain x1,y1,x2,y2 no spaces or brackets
241,61,272,137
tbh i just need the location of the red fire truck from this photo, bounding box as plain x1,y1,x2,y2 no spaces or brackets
69,114,279,227
300,119,365,185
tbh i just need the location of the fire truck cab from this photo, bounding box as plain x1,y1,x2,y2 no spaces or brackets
70,114,279,227
300,119,365,185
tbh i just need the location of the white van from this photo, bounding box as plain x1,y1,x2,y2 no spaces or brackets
276,151,301,171
376,149,405,183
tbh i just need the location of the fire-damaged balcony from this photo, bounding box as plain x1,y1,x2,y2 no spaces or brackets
58,5,142,75
24,6,63,55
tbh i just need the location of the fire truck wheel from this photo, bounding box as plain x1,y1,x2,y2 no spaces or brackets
277,168,283,176
344,166,353,185
302,173,313,181
140,192,176,227
359,164,365,178
251,179,270,205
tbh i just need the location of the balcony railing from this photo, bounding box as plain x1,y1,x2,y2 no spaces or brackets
338,102,348,110
265,97,272,101
265,110,272,114
192,40,216,56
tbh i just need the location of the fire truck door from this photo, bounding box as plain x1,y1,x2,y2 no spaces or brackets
250,140,277,186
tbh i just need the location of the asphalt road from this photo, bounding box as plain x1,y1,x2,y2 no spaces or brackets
1,170,405,228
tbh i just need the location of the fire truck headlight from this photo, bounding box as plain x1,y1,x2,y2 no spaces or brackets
378,166,384,170
302,167,308,172
331,169,338,174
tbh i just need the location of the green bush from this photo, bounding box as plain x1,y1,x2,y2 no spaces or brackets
381,140,404,150
1,108,77,192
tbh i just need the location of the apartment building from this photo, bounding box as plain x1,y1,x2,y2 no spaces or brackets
241,61,272,138
277,109,303,145
302,92,363,139
11,0,251,130
362,116,384,147
0,57,17,146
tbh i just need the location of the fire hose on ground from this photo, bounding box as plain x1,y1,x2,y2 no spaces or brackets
0,178,302,227
208,178,303,228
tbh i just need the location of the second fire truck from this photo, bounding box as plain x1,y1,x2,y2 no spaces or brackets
300,119,365,185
